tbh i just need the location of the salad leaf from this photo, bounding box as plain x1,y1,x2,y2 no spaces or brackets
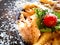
34,8,48,18
55,26,60,30
57,19,60,24
40,28,52,32
34,8,47,29
52,12,60,31
55,19,60,30
52,11,60,19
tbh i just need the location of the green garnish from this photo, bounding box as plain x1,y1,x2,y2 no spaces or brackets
34,8,60,32
55,19,60,30
34,8,48,18
57,19,60,24
55,26,60,30
34,8,47,29
52,11,60,19
40,28,52,32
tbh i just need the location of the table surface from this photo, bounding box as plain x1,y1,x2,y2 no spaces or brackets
0,0,26,45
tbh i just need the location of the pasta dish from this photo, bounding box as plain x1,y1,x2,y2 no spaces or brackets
16,0,60,45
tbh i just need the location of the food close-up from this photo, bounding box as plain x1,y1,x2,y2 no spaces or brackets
16,0,60,45
0,0,60,45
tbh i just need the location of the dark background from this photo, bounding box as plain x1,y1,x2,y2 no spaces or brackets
0,0,25,45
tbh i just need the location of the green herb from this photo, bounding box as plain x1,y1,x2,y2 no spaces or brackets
55,26,60,30
55,19,60,30
53,11,60,31
36,18,43,29
34,8,48,18
52,11,60,19
34,8,47,29
57,19,60,24
40,28,52,32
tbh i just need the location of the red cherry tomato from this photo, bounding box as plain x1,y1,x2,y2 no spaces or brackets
43,13,57,27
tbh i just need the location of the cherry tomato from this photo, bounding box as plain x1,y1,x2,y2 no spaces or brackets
43,13,57,27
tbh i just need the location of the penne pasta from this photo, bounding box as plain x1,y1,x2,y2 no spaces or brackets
33,33,52,45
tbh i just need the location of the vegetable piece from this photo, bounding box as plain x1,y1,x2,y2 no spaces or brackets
33,33,52,45
52,11,60,19
40,28,52,32
55,26,60,30
43,13,57,27
53,19,60,30
34,8,47,18
34,8,48,29
57,19,60,24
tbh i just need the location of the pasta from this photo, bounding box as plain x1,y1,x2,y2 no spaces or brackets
17,1,60,45
33,33,52,45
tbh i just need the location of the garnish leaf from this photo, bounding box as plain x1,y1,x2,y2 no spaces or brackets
34,8,47,29
55,26,60,30
34,8,48,18
57,19,60,24
40,28,52,32
55,19,60,30
52,11,60,19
